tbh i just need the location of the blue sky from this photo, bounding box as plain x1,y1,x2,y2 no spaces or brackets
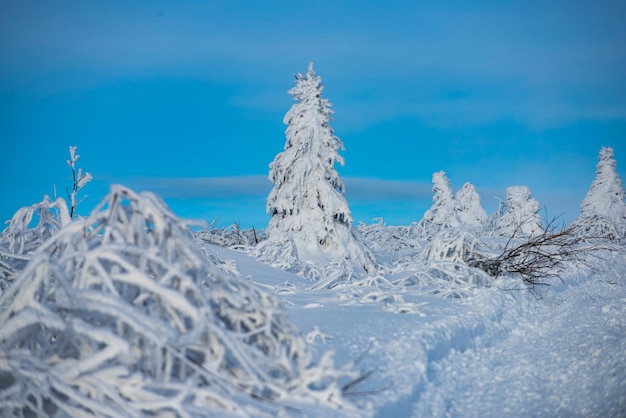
1,1,625,228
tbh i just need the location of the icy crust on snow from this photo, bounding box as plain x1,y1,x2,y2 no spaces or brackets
0,186,358,418
261,62,375,278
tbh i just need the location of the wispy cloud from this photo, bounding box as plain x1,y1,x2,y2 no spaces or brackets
344,177,432,201
120,175,435,203
123,176,271,199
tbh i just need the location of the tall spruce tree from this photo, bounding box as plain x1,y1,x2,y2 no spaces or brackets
264,62,375,272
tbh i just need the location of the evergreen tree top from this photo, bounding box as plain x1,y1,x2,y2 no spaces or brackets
288,61,324,102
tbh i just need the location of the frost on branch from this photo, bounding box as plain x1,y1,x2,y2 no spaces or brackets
0,185,356,417
494,185,543,238
256,62,375,281
357,219,425,263
66,145,93,219
0,196,70,293
571,146,626,241
196,222,264,250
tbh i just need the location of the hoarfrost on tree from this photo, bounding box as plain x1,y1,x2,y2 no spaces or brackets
0,185,357,417
420,173,486,233
573,146,626,240
455,182,488,230
257,62,375,277
419,171,460,237
495,185,543,237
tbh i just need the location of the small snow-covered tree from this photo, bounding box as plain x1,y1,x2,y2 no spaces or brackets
260,62,375,274
420,171,459,231
496,185,543,237
573,146,626,240
455,182,488,230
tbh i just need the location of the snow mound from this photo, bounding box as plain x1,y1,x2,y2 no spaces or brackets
0,185,356,417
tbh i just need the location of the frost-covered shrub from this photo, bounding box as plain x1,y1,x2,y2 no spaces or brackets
356,219,425,262
0,196,70,292
424,228,484,264
0,185,356,417
495,185,543,237
196,223,265,249
470,223,600,288
388,226,492,297
258,62,375,278
572,146,626,241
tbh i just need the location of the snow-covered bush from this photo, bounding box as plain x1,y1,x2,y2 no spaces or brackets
470,222,599,288
0,185,357,417
257,62,375,280
571,146,626,241
0,196,70,292
357,219,425,261
196,222,264,250
494,185,543,237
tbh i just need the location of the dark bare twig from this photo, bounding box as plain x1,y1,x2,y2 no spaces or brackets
471,216,611,288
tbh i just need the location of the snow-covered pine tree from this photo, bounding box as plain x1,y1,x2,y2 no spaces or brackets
420,171,459,233
455,182,488,230
496,185,543,237
572,146,626,240
261,62,375,274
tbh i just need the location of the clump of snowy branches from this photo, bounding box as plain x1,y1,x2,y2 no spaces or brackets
196,222,264,250
0,196,70,293
390,227,492,298
470,216,613,288
0,185,358,417
357,219,425,261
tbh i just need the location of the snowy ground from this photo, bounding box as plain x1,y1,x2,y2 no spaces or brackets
209,244,626,417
